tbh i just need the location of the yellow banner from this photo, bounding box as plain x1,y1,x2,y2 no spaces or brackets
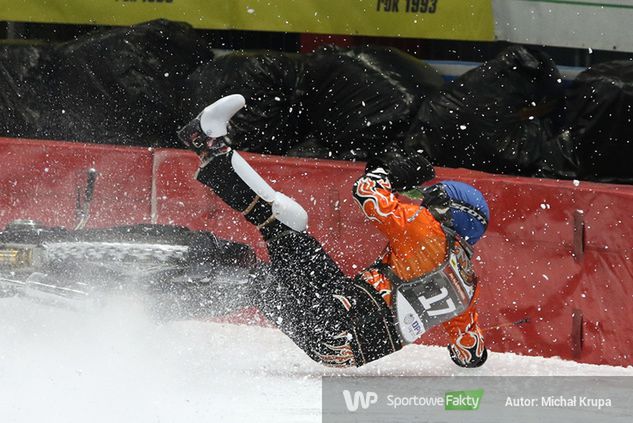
1,0,494,41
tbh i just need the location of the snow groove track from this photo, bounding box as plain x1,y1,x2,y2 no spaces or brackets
1,297,631,423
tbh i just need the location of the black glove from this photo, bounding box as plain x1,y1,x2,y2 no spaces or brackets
366,153,435,192
448,344,488,368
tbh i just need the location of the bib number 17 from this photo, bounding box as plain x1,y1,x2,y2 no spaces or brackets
418,287,456,317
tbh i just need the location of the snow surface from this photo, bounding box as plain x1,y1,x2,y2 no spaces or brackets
1,295,632,423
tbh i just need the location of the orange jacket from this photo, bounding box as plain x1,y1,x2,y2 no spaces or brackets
353,171,482,349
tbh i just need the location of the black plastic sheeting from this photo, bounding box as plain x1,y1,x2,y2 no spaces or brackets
0,44,51,138
182,45,443,159
0,20,213,147
563,61,633,183
181,51,308,155
298,45,444,161
2,18,633,184
405,45,566,176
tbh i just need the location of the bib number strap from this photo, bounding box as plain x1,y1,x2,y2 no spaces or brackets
389,242,477,344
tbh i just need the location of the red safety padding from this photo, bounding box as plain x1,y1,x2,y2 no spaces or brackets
427,169,633,366
0,138,154,228
3,137,633,367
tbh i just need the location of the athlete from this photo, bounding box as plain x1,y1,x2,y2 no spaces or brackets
178,94,490,368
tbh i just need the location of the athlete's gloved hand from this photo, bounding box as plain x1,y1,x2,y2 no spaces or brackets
366,153,435,192
448,344,488,368
447,325,488,368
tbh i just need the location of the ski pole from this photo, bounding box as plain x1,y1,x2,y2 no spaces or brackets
481,317,530,333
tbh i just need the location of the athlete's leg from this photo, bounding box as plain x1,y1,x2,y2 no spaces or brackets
256,235,401,367
179,95,307,241
178,96,365,365
179,96,401,366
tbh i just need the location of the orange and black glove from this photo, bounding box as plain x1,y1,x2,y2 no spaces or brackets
366,152,435,192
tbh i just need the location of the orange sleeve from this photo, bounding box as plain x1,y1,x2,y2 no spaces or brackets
442,286,485,360
352,172,409,234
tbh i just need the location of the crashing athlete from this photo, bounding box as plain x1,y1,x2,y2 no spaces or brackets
177,94,490,368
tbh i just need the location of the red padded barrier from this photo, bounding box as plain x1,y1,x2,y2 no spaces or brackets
2,137,633,367
423,169,633,366
152,149,633,366
0,138,154,228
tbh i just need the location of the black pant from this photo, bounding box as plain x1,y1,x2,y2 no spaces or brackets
196,152,401,367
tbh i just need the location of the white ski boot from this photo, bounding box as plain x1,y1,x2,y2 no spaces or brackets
177,94,246,162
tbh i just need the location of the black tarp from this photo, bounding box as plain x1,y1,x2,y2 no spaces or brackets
564,61,633,183
0,20,213,147
405,45,566,176
181,51,308,155
182,45,443,159
298,45,444,160
0,44,51,138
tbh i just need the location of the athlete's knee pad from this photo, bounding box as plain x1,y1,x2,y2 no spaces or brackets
231,151,308,232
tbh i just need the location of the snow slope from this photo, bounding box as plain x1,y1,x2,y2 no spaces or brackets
1,296,631,423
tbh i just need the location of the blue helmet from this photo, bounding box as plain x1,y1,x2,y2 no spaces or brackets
441,181,490,245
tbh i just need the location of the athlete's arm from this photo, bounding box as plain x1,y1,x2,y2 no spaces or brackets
442,287,488,368
352,153,435,228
